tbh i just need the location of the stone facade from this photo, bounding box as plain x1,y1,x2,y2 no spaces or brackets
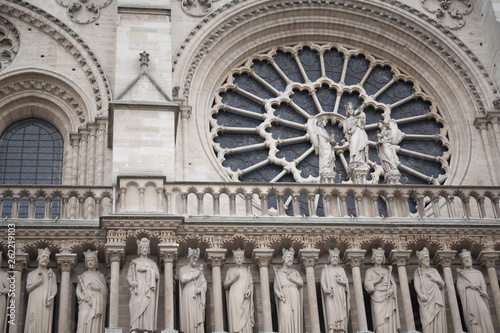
1,0,500,332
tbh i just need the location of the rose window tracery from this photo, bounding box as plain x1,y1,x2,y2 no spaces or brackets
210,43,451,186
0,18,19,71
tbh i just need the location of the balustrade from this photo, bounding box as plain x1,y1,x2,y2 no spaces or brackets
0,183,499,222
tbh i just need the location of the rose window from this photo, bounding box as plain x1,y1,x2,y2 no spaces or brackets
210,42,450,186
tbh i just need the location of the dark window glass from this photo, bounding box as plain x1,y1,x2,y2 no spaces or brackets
0,118,63,218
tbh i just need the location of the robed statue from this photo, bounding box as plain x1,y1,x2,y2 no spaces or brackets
321,248,349,333
364,247,400,333
126,238,160,332
456,249,494,333
179,248,207,333
224,249,254,333
25,248,57,333
274,248,303,333
414,247,447,333
76,250,107,333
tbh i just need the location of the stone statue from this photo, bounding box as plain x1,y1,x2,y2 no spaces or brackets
307,117,336,182
456,249,494,333
0,253,9,333
414,247,447,333
364,247,400,333
274,248,303,333
76,250,107,333
179,247,207,333
126,238,160,332
224,249,254,333
342,102,369,166
376,120,403,184
321,248,350,333
24,247,57,333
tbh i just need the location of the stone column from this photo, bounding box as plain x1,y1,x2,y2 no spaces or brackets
478,250,500,325
87,124,97,185
180,107,192,180
252,249,275,333
299,249,321,333
206,248,227,333
435,250,466,333
71,134,80,185
8,253,28,333
475,119,499,185
96,121,106,185
345,249,371,333
105,244,125,332
390,250,420,333
79,131,88,185
56,253,77,333
159,244,179,333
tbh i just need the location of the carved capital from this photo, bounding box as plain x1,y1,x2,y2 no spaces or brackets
252,249,274,268
344,249,366,268
389,250,412,267
13,253,29,272
105,244,125,268
159,244,179,265
206,248,227,268
434,250,457,268
478,251,500,269
56,253,77,273
298,249,320,268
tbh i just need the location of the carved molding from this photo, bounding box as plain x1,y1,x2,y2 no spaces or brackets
389,250,412,267
173,0,497,113
478,251,500,269
206,248,226,268
179,0,222,17
2,1,112,114
298,249,320,268
0,16,19,71
56,253,77,272
0,79,87,123
344,249,367,268
252,249,274,268
55,0,113,24
434,250,457,267
420,0,472,30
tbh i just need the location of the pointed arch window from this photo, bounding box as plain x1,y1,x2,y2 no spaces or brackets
0,118,63,218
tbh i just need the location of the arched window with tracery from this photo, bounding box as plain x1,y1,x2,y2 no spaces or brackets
0,118,63,218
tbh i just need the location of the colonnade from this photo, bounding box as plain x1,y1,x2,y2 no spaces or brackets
6,244,500,333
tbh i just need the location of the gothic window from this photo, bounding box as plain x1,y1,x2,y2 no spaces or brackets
210,43,450,185
0,118,63,218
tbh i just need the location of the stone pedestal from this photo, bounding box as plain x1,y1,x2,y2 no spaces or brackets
348,162,370,184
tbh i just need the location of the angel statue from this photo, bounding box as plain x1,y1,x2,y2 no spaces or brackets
376,120,404,184
307,117,336,183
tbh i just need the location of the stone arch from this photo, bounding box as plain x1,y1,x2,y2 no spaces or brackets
173,0,499,185
0,69,93,136
0,1,112,117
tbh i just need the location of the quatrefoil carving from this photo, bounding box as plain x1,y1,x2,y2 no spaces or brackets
420,0,472,29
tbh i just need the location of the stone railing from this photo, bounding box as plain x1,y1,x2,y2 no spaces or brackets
2,182,499,222
162,182,500,220
0,185,113,220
